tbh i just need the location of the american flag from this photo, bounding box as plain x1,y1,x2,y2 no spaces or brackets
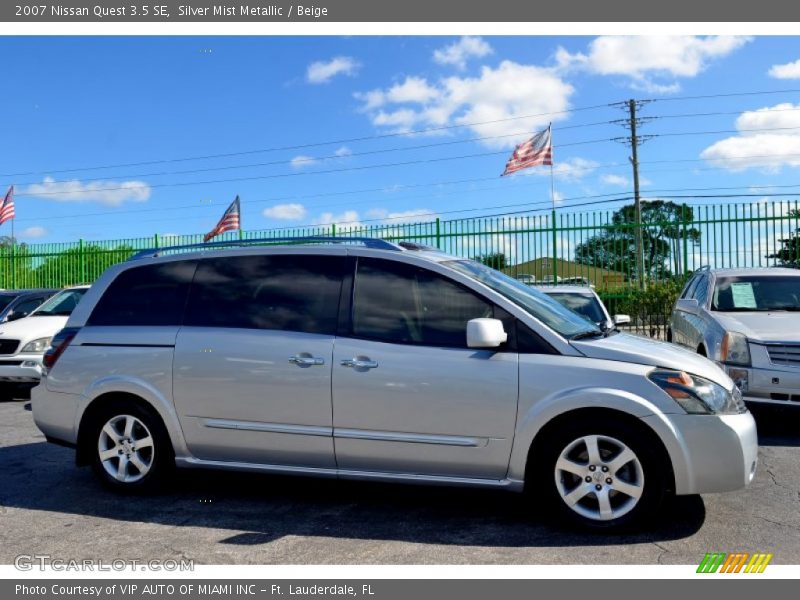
0,186,14,226
204,196,241,242
501,125,552,176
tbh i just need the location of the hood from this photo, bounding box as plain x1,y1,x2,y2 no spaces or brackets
571,332,731,388
713,311,800,343
0,315,69,345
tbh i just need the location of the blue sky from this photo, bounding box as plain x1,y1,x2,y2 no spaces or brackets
3,35,800,244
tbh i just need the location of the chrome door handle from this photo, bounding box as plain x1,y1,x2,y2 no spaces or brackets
289,355,325,366
341,358,379,369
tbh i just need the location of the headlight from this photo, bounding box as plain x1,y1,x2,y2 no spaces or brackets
21,337,52,353
721,331,750,366
648,369,746,415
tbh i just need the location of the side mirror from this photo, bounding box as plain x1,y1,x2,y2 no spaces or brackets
613,314,631,325
675,298,700,315
467,318,508,348
5,311,22,322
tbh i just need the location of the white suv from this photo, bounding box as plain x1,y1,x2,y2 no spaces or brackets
0,286,88,394
33,238,757,530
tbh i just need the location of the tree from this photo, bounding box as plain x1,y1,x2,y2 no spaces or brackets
474,252,507,270
767,208,800,268
33,244,135,287
575,200,701,280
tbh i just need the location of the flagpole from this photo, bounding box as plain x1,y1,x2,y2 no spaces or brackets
549,124,558,283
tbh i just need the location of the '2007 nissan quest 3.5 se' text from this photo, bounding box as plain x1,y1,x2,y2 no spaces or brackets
32,237,758,530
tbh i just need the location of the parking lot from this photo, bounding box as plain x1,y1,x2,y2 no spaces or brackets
0,396,798,565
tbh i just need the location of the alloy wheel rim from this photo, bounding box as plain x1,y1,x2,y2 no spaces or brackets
554,434,644,521
98,414,155,483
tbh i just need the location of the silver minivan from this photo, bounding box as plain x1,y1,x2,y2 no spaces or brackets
32,238,758,530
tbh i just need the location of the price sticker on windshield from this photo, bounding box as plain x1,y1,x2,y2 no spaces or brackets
731,282,757,309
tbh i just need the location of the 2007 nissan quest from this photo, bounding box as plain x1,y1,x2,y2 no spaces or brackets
32,238,758,530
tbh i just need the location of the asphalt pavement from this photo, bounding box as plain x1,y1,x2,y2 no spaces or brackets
0,398,798,565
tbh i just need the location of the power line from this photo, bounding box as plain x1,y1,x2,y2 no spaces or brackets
7,123,617,189
0,104,615,179
648,88,800,103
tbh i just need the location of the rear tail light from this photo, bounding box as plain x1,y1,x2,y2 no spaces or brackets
42,327,80,371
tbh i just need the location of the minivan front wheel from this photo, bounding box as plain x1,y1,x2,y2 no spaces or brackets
89,401,172,492
539,418,667,530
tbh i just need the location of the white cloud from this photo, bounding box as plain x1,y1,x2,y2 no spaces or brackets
550,157,598,181
23,177,151,206
334,146,352,157
290,155,317,169
315,210,362,229
306,56,360,84
433,36,493,70
769,59,800,79
263,203,308,220
20,226,47,239
356,60,574,148
701,103,800,172
556,36,751,93
601,174,630,187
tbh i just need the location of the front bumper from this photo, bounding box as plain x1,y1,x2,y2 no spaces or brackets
0,354,44,383
642,410,758,495
723,350,800,406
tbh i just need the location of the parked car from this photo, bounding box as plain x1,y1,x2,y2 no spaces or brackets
541,285,630,332
560,277,594,287
0,289,57,323
669,266,800,406
33,239,756,531
0,286,89,394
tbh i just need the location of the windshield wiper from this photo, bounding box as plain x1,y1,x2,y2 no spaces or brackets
571,330,604,341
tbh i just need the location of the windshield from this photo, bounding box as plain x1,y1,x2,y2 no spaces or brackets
545,292,607,324
712,276,800,312
32,288,87,317
443,260,601,338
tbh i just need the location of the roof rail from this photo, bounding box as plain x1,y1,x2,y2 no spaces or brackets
694,265,711,272
127,236,403,261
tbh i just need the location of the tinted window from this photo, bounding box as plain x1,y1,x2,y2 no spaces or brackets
353,258,493,347
0,295,17,312
185,254,344,335
88,262,196,326
8,297,46,319
712,275,800,311
693,275,709,306
681,276,700,299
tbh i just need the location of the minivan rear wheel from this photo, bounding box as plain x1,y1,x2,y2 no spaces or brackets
89,400,172,492
538,417,667,530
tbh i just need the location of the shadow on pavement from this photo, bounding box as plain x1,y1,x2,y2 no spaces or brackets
0,437,705,549
750,404,800,448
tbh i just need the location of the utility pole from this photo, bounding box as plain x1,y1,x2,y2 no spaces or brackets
629,99,645,290
612,99,654,290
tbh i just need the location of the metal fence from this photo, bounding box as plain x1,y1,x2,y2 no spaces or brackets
3,200,798,337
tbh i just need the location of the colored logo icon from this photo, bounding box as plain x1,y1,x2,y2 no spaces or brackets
697,552,773,573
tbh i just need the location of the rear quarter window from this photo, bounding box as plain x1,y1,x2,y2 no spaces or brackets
87,261,197,326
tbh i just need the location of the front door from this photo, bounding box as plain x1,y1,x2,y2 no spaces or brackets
332,257,519,480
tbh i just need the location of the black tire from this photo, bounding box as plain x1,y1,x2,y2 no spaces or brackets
87,399,173,493
534,415,668,531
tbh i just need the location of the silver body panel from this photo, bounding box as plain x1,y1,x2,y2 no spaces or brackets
33,245,757,497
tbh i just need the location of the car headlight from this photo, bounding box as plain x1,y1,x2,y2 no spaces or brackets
648,369,746,415
721,331,750,366
21,337,52,353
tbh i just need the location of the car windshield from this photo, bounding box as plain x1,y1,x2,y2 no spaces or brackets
32,288,87,316
443,260,602,339
712,276,800,311
545,292,606,324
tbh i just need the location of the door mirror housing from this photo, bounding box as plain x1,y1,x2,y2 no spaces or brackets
5,310,22,322
613,314,631,325
675,298,700,315
467,318,508,348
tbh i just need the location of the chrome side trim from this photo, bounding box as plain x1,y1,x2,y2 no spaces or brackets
334,427,487,447
202,418,332,437
175,456,522,491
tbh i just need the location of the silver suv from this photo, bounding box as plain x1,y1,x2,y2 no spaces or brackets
669,266,800,406
33,238,757,530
